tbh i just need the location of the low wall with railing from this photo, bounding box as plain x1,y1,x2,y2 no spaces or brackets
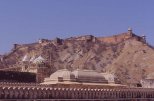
0,83,154,100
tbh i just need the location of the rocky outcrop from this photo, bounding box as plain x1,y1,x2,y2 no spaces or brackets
0,29,153,86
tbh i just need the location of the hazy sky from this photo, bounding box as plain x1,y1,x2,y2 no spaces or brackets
0,0,154,54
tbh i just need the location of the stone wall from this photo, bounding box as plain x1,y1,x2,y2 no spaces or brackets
0,82,154,100
97,33,145,44
0,71,36,83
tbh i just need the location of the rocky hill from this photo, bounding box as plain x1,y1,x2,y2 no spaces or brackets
0,29,154,85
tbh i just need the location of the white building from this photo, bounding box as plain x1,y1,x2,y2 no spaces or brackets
42,69,120,85
141,73,154,88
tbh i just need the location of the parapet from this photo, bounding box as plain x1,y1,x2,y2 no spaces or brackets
97,29,146,44
66,35,96,42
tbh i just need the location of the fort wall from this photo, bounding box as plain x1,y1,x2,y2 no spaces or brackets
0,83,153,100
97,33,145,44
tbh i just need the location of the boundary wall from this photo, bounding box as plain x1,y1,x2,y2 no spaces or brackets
0,83,153,101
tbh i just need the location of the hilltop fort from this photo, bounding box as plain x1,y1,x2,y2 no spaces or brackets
0,28,154,87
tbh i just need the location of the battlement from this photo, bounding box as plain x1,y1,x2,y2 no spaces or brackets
64,28,146,44
12,28,146,51
97,29,146,44
66,35,96,42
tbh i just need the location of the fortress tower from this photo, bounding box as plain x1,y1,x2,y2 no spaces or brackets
128,27,133,37
142,35,146,43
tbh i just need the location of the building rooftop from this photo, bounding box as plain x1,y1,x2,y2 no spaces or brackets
48,69,75,81
72,69,107,83
43,69,120,85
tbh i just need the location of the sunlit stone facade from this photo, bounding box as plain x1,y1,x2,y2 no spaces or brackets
43,69,119,85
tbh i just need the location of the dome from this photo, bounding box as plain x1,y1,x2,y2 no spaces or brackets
72,69,108,83
47,69,75,82
33,56,45,64
146,73,154,79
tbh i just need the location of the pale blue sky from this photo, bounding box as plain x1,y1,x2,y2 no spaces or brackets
0,0,154,54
